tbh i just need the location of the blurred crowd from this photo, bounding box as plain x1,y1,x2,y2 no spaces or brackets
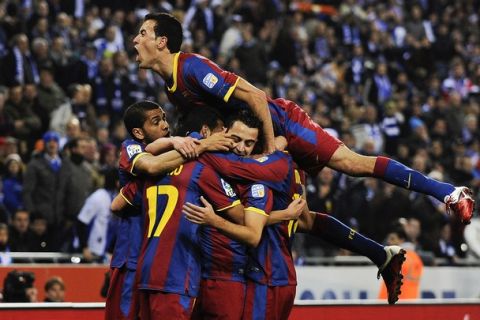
0,0,479,265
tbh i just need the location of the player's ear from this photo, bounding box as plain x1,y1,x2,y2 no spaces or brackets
156,36,167,50
200,125,211,138
132,127,145,140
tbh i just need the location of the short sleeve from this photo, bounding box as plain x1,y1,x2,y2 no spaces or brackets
241,183,273,217
186,55,240,102
120,180,143,208
119,139,148,176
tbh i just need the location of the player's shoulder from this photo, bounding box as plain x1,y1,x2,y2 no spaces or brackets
255,151,292,163
121,138,142,149
182,52,217,69
120,139,145,158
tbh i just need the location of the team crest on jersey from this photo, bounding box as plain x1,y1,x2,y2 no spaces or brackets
126,144,142,158
255,156,269,163
221,179,236,197
251,184,265,198
202,73,218,89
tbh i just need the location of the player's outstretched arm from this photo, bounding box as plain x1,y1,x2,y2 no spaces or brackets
134,150,186,176
233,77,275,153
145,136,200,159
267,198,306,225
183,196,267,247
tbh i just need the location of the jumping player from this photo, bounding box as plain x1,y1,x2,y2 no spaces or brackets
132,12,474,225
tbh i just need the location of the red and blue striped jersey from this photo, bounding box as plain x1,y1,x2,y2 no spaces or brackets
111,139,149,269
165,52,336,173
199,151,292,192
247,166,305,287
118,139,148,186
198,182,274,283
124,162,239,297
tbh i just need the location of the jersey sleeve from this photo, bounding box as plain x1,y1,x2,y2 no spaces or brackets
199,151,289,183
241,183,274,217
198,165,240,211
120,180,143,208
119,139,149,176
186,55,240,103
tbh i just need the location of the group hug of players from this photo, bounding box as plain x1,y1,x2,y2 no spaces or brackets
102,12,474,320
105,102,402,320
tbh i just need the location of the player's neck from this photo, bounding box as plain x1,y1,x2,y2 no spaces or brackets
152,52,176,81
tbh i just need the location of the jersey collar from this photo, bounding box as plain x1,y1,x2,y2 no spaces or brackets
166,52,181,93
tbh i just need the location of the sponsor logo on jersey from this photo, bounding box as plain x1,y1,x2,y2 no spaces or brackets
202,73,218,89
221,179,236,197
251,184,265,198
126,144,142,158
255,156,269,163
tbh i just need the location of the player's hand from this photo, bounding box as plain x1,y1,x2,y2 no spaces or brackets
286,198,307,219
274,136,287,151
263,137,276,154
198,131,233,153
171,136,200,159
82,247,95,262
183,196,218,226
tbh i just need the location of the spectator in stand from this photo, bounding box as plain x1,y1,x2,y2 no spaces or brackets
2,153,24,217
44,276,65,302
94,25,124,59
379,225,423,300
0,223,11,265
36,65,66,130
2,270,38,302
99,143,118,171
4,84,41,144
23,131,69,229
29,212,54,252
77,168,118,262
434,222,460,264
0,88,15,138
90,56,129,123
8,210,34,252
0,33,39,87
61,137,95,251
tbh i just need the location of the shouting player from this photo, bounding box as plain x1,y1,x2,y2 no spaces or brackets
132,12,474,225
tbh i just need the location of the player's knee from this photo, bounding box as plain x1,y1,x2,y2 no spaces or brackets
332,155,372,177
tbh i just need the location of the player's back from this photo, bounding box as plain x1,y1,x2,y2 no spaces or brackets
137,161,238,297
137,162,203,296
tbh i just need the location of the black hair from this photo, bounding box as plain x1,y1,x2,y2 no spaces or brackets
3,270,35,302
389,225,407,241
123,100,162,140
144,12,183,53
225,109,262,132
176,106,223,136
45,277,65,292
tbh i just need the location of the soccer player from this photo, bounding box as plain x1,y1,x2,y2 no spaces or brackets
132,12,474,225
106,100,232,320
